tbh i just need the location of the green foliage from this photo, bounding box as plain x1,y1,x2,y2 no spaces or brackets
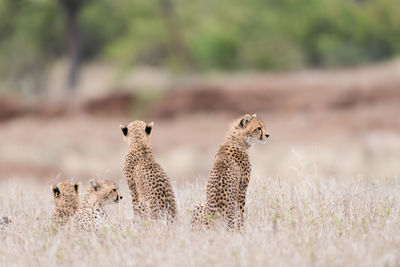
1,0,400,90
0,0,63,93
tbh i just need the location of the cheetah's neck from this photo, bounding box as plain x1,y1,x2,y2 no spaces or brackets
127,144,154,162
55,199,79,211
54,206,78,216
225,128,251,150
81,194,106,210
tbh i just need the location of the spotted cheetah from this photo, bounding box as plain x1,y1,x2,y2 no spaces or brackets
120,120,177,221
191,114,270,231
72,179,122,231
51,182,79,227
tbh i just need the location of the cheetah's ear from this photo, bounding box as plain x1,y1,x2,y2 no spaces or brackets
52,185,60,198
90,179,100,191
239,114,253,128
145,122,154,135
120,124,128,136
74,184,79,193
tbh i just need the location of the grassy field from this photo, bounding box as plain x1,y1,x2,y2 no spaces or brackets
1,169,400,266
1,66,400,266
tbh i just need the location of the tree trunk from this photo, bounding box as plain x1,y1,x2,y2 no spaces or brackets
60,0,81,95
159,0,194,69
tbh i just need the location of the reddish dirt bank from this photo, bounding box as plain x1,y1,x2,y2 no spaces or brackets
149,61,400,120
1,60,400,123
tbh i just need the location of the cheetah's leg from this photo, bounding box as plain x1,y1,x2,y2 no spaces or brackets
225,204,241,231
133,202,147,219
191,205,202,231
166,193,177,222
191,204,214,231
127,179,142,216
220,186,241,231
149,200,162,221
166,201,177,223
238,180,249,230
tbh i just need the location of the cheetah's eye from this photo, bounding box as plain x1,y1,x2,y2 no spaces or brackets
257,127,262,131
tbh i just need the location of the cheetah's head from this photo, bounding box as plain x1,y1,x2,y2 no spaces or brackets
120,120,154,149
234,114,270,146
52,182,79,208
89,179,123,205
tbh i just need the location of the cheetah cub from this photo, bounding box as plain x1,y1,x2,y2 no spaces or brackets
72,179,122,231
120,120,177,221
51,182,79,227
192,114,270,231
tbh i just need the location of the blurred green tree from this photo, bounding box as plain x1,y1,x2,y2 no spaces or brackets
1,0,400,95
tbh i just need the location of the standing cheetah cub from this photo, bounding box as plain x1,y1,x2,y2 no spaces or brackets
72,179,122,231
51,182,79,227
120,120,177,221
192,114,270,231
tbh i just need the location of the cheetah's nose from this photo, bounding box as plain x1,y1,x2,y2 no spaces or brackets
265,134,270,138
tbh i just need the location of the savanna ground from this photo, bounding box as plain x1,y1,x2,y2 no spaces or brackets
1,62,400,266
1,174,400,266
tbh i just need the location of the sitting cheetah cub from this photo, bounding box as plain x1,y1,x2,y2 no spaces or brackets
72,179,122,231
120,120,177,222
192,114,270,231
51,182,79,227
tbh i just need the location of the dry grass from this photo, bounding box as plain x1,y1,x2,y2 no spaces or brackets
0,111,400,266
1,168,400,266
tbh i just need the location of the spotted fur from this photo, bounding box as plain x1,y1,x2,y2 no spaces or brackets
120,120,177,221
191,114,270,231
51,182,79,227
72,179,122,231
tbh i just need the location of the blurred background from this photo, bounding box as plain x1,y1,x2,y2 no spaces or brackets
0,0,399,185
